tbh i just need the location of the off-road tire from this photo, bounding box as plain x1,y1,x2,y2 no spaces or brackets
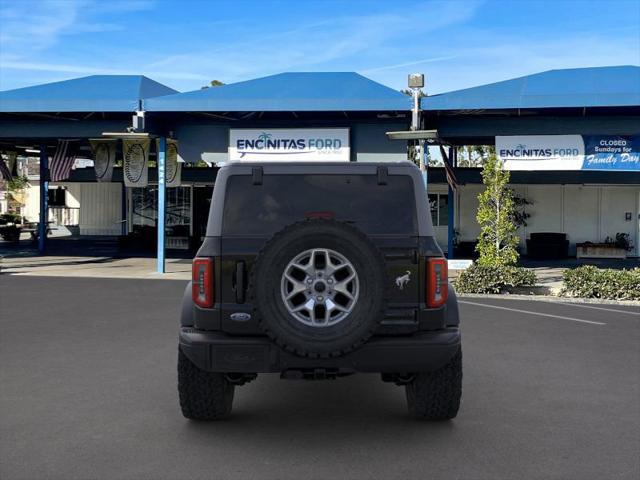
178,348,235,420
406,347,462,420
252,219,387,359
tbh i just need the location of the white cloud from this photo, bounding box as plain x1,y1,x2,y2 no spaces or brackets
0,0,153,57
0,60,209,81
360,56,459,74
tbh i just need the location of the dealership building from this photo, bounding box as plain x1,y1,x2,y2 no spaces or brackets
0,65,639,265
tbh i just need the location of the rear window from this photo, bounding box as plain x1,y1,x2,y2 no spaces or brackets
222,174,417,236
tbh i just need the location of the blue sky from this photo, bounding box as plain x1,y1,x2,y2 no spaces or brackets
0,0,638,94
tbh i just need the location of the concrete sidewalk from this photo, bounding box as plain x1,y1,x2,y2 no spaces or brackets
0,255,191,280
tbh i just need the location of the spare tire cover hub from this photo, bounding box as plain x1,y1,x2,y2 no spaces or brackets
280,248,359,327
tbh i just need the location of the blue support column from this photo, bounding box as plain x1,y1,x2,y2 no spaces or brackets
38,145,48,254
447,146,456,259
157,137,166,273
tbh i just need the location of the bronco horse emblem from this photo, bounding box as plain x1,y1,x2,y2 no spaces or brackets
395,270,411,290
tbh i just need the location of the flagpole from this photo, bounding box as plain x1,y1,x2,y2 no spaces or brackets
38,145,48,254
447,146,456,259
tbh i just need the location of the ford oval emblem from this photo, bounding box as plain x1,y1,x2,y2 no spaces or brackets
230,312,252,322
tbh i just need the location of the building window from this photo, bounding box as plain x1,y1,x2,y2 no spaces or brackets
131,187,157,228
166,186,191,239
428,193,449,226
130,186,192,249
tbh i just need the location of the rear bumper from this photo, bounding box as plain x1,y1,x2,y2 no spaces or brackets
179,327,461,374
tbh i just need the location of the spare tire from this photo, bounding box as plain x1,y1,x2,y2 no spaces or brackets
252,219,386,358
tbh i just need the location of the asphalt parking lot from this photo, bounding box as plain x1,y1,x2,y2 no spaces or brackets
1,276,638,480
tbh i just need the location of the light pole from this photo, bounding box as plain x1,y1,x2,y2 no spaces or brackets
408,73,426,185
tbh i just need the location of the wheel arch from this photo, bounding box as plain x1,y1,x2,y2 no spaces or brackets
445,282,460,327
180,281,194,327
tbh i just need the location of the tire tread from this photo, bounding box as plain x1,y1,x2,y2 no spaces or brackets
178,348,235,420
406,347,462,420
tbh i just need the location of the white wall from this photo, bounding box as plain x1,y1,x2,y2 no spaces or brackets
599,187,639,255
455,183,640,257
78,182,122,235
23,182,40,222
523,186,563,234
562,186,599,253
19,182,122,234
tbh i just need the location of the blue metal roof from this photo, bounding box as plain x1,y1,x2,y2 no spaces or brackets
0,75,178,113
422,66,640,111
145,72,411,112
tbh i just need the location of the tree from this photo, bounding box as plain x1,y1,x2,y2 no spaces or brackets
201,79,225,89
475,153,519,266
5,175,29,215
457,145,495,167
400,88,426,98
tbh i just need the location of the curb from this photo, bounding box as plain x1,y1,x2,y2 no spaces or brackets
458,293,640,307
508,285,559,296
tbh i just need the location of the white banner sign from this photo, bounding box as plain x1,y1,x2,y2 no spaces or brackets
448,259,473,270
229,128,350,162
90,139,116,182
123,138,150,187
156,138,181,187
496,135,585,170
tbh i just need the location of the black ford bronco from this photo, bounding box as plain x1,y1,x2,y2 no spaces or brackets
178,162,461,420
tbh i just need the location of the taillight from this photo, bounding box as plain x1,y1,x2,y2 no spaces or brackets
192,257,214,308
426,258,448,308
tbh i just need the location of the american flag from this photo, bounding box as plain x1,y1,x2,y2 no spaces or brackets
0,156,12,181
439,145,458,190
49,140,78,182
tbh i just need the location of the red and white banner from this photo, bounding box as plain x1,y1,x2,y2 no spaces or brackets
50,140,79,182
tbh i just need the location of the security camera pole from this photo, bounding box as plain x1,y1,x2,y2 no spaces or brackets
408,73,426,184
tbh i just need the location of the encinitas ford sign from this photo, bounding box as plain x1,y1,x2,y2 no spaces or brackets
497,135,640,171
229,128,350,161
497,135,585,170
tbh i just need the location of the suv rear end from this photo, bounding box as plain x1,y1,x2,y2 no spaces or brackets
179,162,461,420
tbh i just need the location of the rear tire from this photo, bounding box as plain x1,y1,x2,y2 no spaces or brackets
178,348,235,420
405,347,462,420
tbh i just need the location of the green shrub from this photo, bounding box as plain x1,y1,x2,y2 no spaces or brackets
455,264,537,294
561,266,640,300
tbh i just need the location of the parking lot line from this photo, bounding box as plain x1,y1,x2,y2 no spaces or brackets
459,300,607,325
538,301,640,316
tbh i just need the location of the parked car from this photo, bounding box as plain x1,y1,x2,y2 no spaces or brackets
178,162,462,420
